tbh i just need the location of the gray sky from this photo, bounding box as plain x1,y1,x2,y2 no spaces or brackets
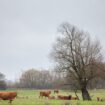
0,0,105,81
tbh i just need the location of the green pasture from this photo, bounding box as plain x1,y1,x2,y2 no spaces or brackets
0,89,105,105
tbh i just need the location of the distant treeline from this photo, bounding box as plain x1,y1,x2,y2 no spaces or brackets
0,68,105,90
6,69,64,89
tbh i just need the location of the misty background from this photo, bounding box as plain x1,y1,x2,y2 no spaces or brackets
0,0,105,81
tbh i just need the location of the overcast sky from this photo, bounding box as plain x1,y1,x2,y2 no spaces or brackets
0,0,105,81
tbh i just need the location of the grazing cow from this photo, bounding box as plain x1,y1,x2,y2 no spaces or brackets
58,95,71,100
0,92,17,105
39,91,51,98
54,90,59,94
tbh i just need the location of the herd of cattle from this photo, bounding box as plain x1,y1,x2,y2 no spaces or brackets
0,90,104,105
0,90,77,105
39,90,77,100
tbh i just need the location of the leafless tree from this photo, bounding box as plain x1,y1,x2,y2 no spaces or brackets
18,68,63,89
50,22,104,100
19,69,46,88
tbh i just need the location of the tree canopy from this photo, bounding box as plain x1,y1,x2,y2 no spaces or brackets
50,22,105,100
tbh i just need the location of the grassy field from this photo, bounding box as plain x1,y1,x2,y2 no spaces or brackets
0,89,105,105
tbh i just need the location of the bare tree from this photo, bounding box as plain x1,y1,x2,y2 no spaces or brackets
19,69,62,89
50,22,104,100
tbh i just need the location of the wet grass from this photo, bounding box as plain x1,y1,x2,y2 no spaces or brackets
0,89,105,105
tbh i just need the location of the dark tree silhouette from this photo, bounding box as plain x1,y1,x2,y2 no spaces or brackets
0,73,7,90
50,22,104,100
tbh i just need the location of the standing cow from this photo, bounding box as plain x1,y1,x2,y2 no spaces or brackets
39,91,51,98
0,91,17,105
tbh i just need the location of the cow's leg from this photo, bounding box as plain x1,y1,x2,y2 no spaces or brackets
8,100,12,105
39,95,40,98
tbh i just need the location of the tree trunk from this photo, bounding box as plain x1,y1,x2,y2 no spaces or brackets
74,90,79,100
81,88,91,100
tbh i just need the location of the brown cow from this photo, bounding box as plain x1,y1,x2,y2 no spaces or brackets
58,95,72,100
0,92,17,105
39,91,51,98
54,90,59,94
